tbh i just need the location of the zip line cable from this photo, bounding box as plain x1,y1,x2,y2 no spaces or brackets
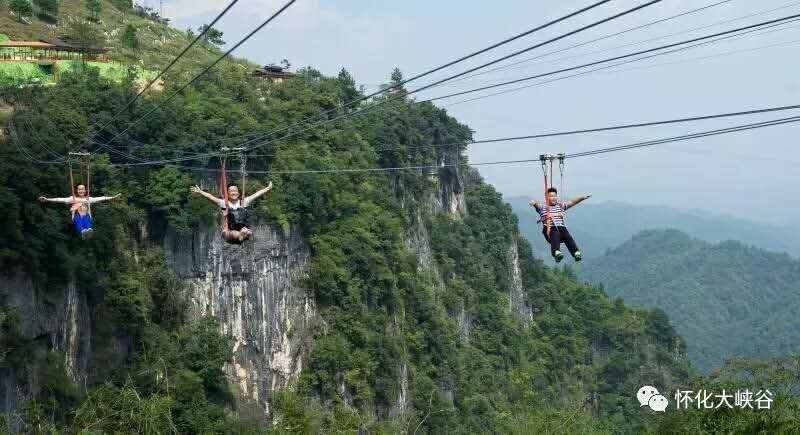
144,1,665,164
439,16,800,108
25,0,243,164
205,9,800,163
564,114,800,158
185,1,662,161
89,0,241,140
93,13,800,170
93,1,800,162
88,0,297,155
87,0,615,162
451,0,800,85
446,0,737,86
99,101,800,169
139,114,800,175
17,104,800,173
608,34,800,76
91,0,663,166
305,0,615,111
95,16,800,163
20,3,800,174
416,12,800,103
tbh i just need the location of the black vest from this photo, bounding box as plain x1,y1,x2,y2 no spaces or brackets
226,206,249,230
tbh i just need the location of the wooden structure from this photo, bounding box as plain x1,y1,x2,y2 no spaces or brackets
251,64,294,83
0,37,108,62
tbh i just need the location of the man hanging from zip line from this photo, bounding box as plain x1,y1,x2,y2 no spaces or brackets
529,187,591,263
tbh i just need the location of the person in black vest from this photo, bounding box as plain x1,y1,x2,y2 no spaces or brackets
191,182,273,243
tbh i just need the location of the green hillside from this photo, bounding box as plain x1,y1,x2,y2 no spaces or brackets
0,0,252,86
580,229,800,373
0,45,698,435
1,2,798,433
507,197,800,259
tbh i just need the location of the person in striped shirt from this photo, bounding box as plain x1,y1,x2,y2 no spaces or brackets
529,187,591,263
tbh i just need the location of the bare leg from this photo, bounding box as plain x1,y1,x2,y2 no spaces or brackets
222,230,243,243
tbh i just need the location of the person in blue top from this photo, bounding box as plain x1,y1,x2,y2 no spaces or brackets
529,187,591,263
72,203,94,239
39,183,120,238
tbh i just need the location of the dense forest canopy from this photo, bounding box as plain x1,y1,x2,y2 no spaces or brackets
0,1,798,433
580,229,800,373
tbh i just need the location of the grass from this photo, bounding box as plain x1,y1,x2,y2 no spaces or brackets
0,62,49,86
0,0,256,73
0,60,157,86
57,61,157,82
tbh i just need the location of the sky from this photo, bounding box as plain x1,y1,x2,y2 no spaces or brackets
150,0,800,226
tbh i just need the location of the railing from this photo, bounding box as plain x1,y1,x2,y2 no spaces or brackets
0,54,109,62
0,49,108,62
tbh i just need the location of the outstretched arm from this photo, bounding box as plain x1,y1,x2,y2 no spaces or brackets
242,181,273,207
564,194,591,210
191,185,223,206
529,199,546,223
39,196,75,204
89,193,122,204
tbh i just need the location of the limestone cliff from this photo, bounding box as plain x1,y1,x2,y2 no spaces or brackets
164,222,319,416
0,273,91,414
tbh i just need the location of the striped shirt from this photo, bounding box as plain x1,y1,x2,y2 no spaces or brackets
538,201,568,227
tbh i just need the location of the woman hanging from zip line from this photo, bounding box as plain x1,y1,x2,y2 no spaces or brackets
190,181,273,244
38,183,121,238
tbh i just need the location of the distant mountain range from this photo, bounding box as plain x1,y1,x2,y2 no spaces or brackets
579,229,800,372
506,197,800,259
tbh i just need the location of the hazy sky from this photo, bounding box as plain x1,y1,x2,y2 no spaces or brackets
153,0,800,225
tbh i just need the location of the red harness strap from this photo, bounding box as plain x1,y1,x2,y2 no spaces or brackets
84,158,92,216
69,160,76,199
541,158,552,238
219,158,230,232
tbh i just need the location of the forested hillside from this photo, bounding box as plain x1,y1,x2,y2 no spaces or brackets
507,197,800,259
0,0,239,68
581,229,800,373
0,57,699,432
0,1,799,433
0,0,250,86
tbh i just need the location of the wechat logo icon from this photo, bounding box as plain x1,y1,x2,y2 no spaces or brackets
637,385,669,412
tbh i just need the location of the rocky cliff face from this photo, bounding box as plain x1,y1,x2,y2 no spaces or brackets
164,221,319,416
0,165,535,422
0,272,91,414
508,237,533,324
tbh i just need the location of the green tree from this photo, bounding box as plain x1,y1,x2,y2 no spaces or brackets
336,68,361,105
121,23,139,50
33,0,58,16
9,0,33,21
109,0,130,10
198,23,224,46
66,19,106,55
86,0,101,21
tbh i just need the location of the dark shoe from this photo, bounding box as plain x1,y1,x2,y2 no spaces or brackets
573,251,582,262
554,250,564,263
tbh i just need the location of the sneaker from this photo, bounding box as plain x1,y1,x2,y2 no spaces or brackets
554,250,564,263
573,251,582,262
81,228,94,240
